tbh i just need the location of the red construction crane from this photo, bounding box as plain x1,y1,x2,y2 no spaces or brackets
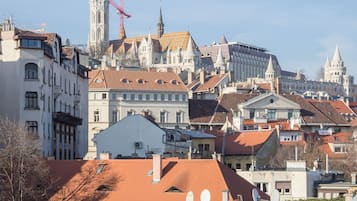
109,0,131,39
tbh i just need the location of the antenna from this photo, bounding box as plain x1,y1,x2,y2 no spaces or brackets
186,191,194,201
200,189,211,201
252,188,260,201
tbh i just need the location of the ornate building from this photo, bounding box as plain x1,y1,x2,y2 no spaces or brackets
0,19,89,159
199,37,282,82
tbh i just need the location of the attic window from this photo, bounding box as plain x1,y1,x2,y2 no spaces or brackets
165,186,183,193
137,79,145,84
171,80,178,85
156,79,164,85
121,78,129,84
95,79,102,83
96,184,112,191
270,99,274,103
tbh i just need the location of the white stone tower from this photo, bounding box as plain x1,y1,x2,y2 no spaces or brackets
324,46,346,84
89,0,109,58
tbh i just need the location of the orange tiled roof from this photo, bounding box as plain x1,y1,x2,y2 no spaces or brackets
214,130,275,155
195,74,229,92
243,119,291,130
89,69,188,92
256,83,272,91
48,159,269,201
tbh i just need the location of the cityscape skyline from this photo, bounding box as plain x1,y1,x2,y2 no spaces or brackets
1,0,357,80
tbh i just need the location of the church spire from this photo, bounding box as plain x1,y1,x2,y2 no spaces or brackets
214,47,225,68
157,7,164,38
332,46,342,62
119,22,127,40
265,56,275,81
324,56,330,68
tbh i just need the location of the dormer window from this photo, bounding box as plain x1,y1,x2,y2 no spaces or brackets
20,39,41,49
121,78,129,84
156,79,164,85
137,79,145,84
171,80,178,85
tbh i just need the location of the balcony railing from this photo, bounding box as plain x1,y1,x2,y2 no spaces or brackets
52,112,82,126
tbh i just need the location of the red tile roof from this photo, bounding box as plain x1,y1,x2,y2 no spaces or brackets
309,100,355,115
89,69,188,92
214,130,275,155
195,74,229,93
48,159,269,201
319,132,353,159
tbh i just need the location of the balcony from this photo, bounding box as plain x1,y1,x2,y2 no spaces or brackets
254,116,267,124
52,112,82,126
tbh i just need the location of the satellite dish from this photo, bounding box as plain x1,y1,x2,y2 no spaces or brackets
186,191,194,201
271,189,280,201
200,189,211,201
252,188,260,201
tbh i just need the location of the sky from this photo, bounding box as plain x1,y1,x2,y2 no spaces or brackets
1,0,357,80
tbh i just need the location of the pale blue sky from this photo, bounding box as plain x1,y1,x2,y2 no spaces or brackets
1,0,357,79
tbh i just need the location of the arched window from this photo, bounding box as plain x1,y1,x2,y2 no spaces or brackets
97,11,101,24
25,63,38,80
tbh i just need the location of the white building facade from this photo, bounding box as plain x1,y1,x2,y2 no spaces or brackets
86,69,189,159
0,19,89,159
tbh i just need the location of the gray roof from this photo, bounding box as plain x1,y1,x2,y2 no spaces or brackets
178,129,216,139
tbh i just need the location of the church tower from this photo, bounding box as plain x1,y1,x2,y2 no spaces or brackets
265,56,276,81
324,46,346,84
157,7,164,38
89,0,109,58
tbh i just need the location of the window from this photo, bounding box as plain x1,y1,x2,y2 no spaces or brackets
25,63,38,80
26,121,38,136
146,94,150,101
176,112,182,123
246,163,252,171
249,109,255,119
112,93,116,100
130,94,135,100
94,110,100,122
153,94,158,101
127,110,134,116
288,110,293,119
20,39,41,49
112,110,117,123
123,94,127,100
160,111,167,123
267,109,276,120
276,181,291,195
175,94,179,101
198,144,204,152
236,163,241,169
204,144,210,151
168,94,172,101
161,94,165,101
102,93,107,99
25,92,38,109
138,94,143,101
182,94,187,101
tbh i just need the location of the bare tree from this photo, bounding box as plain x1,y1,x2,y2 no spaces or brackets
0,118,52,201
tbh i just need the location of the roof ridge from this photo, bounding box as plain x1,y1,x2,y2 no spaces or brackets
209,97,223,125
101,70,108,88
309,101,340,124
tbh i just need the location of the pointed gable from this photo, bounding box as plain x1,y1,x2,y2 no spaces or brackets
240,93,300,110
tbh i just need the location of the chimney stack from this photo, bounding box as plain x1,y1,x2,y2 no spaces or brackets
199,69,205,84
351,173,356,184
222,190,229,201
152,154,162,183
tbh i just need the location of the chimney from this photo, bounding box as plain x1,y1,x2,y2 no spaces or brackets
187,70,193,85
200,69,205,84
99,152,112,160
222,190,229,201
351,173,356,184
152,154,162,183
